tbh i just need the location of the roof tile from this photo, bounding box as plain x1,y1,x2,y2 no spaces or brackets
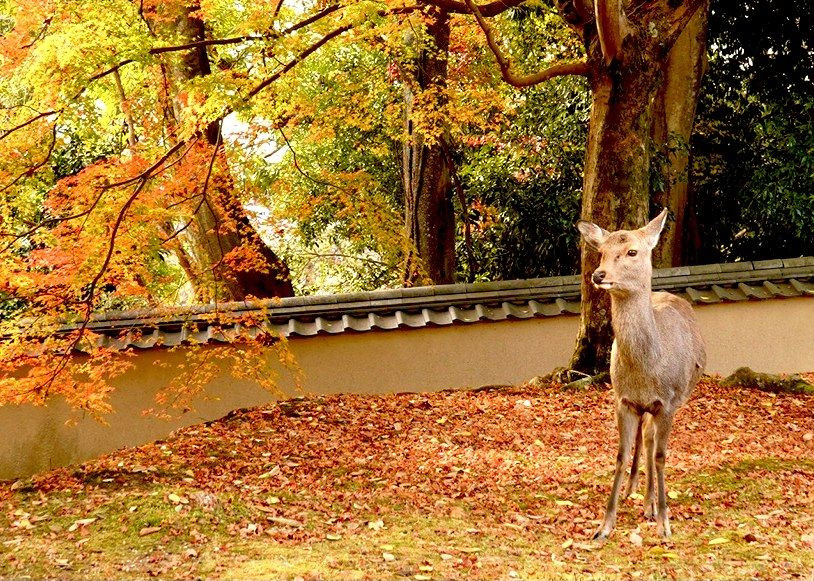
60,257,814,351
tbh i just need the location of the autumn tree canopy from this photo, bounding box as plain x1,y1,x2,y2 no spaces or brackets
0,0,586,411
2,0,810,411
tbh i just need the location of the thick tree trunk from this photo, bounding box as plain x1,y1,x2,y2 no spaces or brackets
569,42,662,374
402,7,456,285
147,1,293,301
650,2,709,267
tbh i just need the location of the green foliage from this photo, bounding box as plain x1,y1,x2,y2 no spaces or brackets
691,0,814,262
457,75,589,281
455,7,588,280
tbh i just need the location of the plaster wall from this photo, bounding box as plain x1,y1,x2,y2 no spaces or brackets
1,297,811,480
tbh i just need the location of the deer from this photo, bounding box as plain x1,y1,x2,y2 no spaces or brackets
576,208,706,540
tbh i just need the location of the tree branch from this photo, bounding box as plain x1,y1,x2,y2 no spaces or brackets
147,4,343,56
464,0,589,87
0,125,57,195
245,24,353,100
0,110,57,141
426,0,527,16
664,0,709,50
594,0,631,64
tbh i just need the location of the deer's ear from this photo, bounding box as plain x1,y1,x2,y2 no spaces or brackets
642,208,669,249
576,220,609,249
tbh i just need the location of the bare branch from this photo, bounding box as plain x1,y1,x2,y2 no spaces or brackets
594,0,631,64
87,59,136,83
464,0,589,87
112,69,138,147
104,140,190,189
272,0,286,18
280,4,342,35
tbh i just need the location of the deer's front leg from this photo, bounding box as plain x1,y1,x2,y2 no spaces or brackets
594,403,639,541
623,417,644,498
643,415,657,519
652,411,676,538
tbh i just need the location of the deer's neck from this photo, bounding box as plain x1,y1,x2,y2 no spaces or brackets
610,290,662,364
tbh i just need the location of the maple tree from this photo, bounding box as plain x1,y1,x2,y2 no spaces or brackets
0,0,712,409
0,0,574,410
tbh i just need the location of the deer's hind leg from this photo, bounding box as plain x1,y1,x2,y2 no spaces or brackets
593,403,639,541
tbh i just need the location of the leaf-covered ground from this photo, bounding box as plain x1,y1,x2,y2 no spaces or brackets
2,377,813,579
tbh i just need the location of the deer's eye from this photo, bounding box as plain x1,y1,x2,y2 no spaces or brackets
627,249,638,257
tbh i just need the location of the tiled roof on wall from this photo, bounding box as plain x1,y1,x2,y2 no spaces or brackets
71,257,814,350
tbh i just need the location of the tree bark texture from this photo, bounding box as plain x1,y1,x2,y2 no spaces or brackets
650,2,709,267
402,7,456,285
569,33,663,374
147,1,293,301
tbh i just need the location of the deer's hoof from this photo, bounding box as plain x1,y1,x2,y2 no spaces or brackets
644,501,656,521
655,521,672,539
592,528,610,542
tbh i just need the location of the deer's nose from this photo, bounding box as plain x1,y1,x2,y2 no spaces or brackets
592,270,606,284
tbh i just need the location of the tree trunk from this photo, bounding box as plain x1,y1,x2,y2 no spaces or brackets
402,7,456,285
569,40,662,374
146,1,293,301
650,2,709,267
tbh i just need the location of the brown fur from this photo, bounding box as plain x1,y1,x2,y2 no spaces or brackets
577,208,706,539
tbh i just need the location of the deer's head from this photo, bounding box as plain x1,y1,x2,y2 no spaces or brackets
576,208,668,295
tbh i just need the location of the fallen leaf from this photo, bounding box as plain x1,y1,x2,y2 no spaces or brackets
266,516,304,528
382,552,395,562
667,490,679,500
419,565,434,572
708,537,729,545
630,529,643,547
414,575,432,581
326,533,342,541
258,466,281,479
555,500,573,507
368,519,385,531
139,526,161,537
68,518,97,532
561,539,573,549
